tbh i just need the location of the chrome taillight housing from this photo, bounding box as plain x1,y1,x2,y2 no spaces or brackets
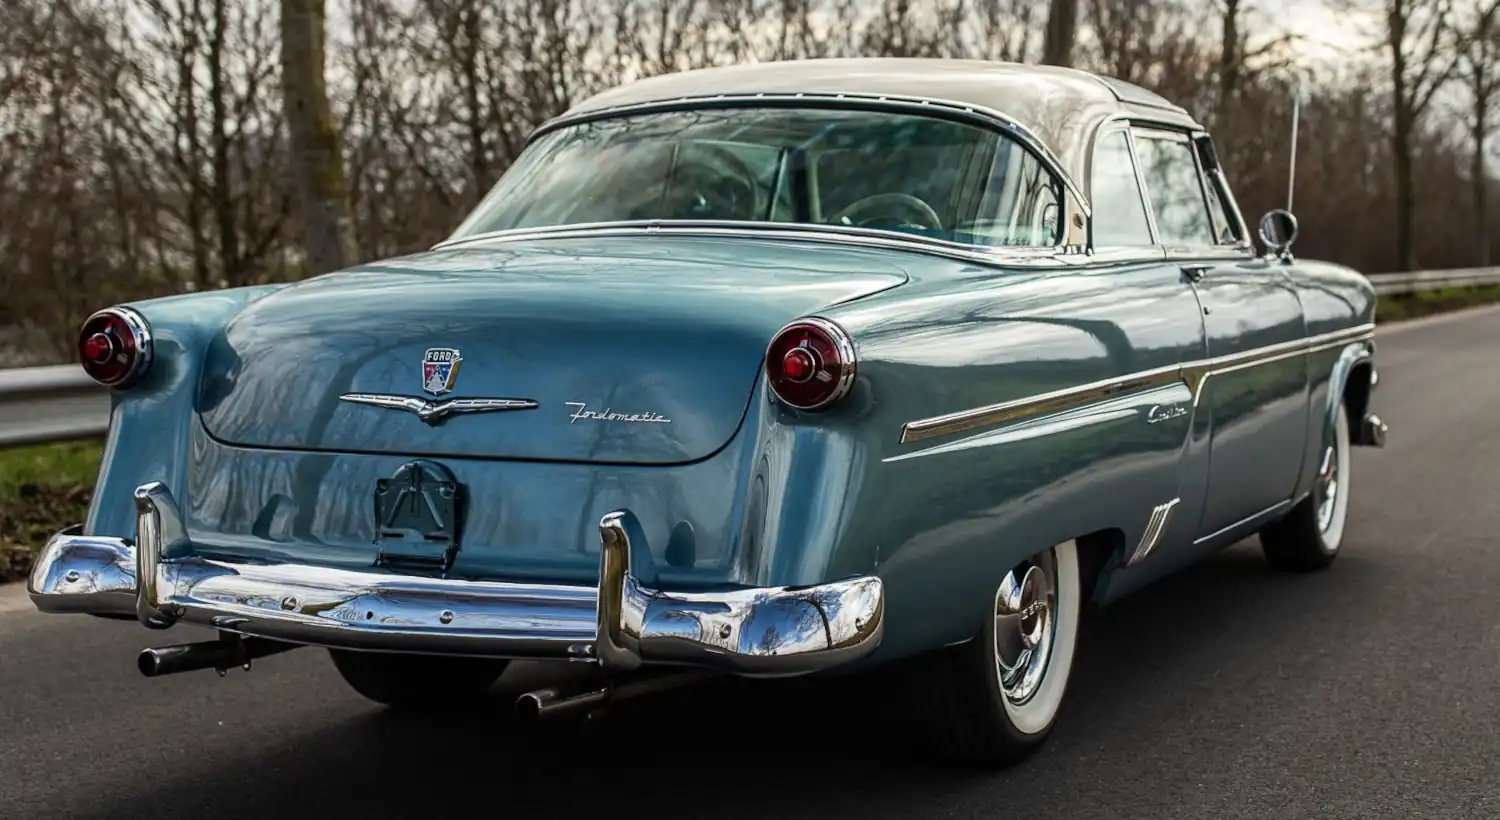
77,307,152,388
765,317,857,411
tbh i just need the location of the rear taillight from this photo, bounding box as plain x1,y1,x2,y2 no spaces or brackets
765,317,856,410
77,307,152,388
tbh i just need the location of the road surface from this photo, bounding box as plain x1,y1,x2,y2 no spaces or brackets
2,306,1499,819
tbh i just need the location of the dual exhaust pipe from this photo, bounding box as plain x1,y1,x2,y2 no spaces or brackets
137,634,299,677
138,635,710,721
513,669,714,723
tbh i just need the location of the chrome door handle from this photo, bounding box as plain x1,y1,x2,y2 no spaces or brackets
1181,265,1210,283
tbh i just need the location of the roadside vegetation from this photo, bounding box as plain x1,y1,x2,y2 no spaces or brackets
1,289,1498,583
1374,284,1500,323
0,441,101,583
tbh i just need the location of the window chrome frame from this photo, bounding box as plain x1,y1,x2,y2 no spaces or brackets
437,92,1093,258
1084,112,1256,262
1086,123,1159,249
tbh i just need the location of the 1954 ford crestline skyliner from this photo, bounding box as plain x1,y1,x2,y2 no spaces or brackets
28,58,1388,766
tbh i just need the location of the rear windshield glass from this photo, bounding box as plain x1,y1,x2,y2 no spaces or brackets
448,106,1063,248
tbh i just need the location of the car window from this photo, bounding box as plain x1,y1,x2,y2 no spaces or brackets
449,106,1064,248
1089,130,1153,246
1133,133,1216,247
1201,173,1236,244
1196,170,1239,245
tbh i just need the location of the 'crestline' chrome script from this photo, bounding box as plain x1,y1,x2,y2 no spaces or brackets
565,402,672,424
1145,404,1189,424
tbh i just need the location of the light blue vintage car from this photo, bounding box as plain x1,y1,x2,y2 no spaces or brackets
28,58,1386,767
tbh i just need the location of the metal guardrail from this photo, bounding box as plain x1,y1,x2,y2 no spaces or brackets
1368,266,1500,295
0,266,1496,450
0,365,110,449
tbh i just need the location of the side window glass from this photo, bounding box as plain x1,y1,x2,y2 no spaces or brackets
1193,137,1243,245
1201,172,1236,244
970,140,1061,246
1133,134,1216,246
1089,130,1153,245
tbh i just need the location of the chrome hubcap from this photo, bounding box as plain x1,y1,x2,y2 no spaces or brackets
994,552,1057,705
1316,444,1339,533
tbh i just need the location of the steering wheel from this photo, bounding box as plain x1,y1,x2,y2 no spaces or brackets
829,193,944,231
661,143,766,222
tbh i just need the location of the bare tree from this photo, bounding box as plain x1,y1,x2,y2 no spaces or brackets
1457,0,1500,265
282,0,356,276
1042,0,1078,66
1344,0,1462,270
960,0,1043,61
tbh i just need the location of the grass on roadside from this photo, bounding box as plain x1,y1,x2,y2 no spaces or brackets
0,440,102,583
1375,284,1500,323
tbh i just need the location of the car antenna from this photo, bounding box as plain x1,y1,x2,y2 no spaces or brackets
1286,74,1304,213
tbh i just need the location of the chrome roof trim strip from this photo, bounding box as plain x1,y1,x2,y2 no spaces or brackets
434,222,1129,270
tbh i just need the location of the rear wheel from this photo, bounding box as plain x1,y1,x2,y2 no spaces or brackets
1260,402,1351,572
900,540,1082,767
328,649,509,710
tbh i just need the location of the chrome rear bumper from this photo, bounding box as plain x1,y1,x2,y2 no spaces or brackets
28,482,885,677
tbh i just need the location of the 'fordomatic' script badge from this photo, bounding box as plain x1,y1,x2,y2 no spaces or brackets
565,402,672,424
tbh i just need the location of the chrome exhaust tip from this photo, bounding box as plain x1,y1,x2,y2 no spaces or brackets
514,669,715,723
137,634,299,678
515,685,610,723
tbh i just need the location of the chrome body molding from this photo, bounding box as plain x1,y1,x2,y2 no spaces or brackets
339,393,540,425
28,482,885,678
900,323,1377,444
1191,498,1293,547
1124,498,1180,568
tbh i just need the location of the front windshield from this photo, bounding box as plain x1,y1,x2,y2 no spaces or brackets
449,106,1063,248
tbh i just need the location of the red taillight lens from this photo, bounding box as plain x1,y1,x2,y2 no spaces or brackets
765,317,856,410
77,308,152,387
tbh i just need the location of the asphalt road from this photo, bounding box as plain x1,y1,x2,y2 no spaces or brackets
3,306,1499,820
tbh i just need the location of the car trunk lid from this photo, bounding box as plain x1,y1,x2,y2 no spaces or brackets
196,236,906,465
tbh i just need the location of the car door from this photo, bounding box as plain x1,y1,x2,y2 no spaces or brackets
1081,125,1210,578
1130,126,1310,545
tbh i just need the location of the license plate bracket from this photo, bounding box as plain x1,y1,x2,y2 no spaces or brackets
373,460,462,573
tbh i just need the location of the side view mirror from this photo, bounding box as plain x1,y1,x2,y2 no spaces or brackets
1258,208,1299,261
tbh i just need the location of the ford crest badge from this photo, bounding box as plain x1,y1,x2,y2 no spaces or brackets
421,348,462,396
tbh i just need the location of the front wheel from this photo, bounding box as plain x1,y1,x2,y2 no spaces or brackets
1260,402,1352,572
328,649,509,710
900,540,1083,767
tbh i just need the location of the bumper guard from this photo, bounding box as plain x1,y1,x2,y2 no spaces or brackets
27,482,885,677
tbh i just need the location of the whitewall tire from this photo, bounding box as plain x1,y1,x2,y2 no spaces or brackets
901,539,1083,767
1261,402,1352,571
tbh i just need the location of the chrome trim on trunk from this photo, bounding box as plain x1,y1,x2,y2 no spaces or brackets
338,393,540,425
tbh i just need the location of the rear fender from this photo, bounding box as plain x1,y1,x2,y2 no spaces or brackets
85,285,288,541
